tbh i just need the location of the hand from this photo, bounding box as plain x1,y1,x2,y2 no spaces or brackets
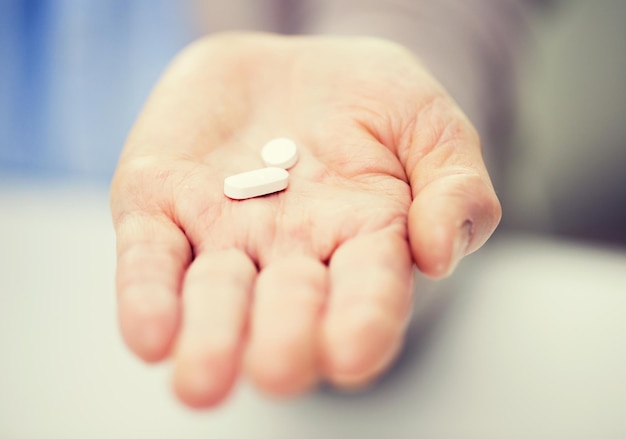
110,33,501,409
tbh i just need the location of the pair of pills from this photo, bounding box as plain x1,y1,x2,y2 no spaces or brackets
223,138,299,200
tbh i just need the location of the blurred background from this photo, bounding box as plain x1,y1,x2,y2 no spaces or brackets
0,0,198,181
503,0,626,246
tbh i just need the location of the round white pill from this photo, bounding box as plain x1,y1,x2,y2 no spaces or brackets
224,167,289,200
261,137,299,169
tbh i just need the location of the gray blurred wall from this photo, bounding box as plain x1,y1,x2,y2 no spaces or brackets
504,0,626,246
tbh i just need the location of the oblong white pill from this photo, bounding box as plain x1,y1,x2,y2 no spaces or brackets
224,167,289,200
261,137,299,169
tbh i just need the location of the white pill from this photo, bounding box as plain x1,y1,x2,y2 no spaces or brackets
224,167,289,200
261,137,299,169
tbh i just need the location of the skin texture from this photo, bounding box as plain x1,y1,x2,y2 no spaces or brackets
110,33,501,409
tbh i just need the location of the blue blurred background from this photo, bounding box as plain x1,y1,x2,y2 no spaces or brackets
0,0,196,181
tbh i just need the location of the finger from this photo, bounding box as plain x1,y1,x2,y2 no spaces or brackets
115,214,191,362
321,228,413,388
245,256,328,397
408,174,500,278
400,96,502,278
172,249,256,409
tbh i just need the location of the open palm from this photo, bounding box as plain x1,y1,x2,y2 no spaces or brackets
111,34,501,408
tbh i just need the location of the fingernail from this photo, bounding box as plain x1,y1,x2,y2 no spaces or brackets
446,221,472,277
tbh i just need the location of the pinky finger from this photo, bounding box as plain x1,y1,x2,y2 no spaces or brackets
114,213,191,362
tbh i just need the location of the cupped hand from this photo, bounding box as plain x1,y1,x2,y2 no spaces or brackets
110,33,501,409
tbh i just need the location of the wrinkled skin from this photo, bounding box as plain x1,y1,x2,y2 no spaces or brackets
110,33,501,409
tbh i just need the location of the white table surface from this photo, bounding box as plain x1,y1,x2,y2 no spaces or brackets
1,181,625,438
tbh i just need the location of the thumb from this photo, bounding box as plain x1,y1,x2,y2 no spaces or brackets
399,95,502,278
